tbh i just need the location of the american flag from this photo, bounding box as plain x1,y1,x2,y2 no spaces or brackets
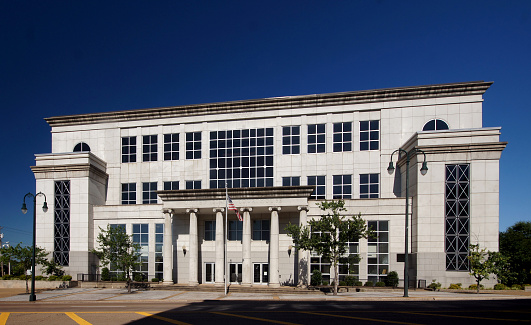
227,194,242,221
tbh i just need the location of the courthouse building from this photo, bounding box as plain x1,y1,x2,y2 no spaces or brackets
31,81,506,287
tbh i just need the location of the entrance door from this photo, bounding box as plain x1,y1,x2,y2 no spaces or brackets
229,263,242,283
205,263,215,283
253,263,269,284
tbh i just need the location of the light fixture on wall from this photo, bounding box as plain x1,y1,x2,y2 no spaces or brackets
182,245,187,256
288,245,293,257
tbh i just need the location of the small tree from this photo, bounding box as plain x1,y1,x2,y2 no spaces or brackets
91,225,141,293
0,243,48,293
468,244,496,294
285,200,371,296
41,259,64,277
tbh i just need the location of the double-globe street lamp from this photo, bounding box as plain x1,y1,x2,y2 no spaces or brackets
387,148,428,298
21,192,48,301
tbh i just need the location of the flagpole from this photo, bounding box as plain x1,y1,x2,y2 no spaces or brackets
225,182,228,295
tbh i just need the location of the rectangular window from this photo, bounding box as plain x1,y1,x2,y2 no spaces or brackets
333,174,352,199
360,174,379,198
445,164,470,271
252,220,270,241
367,220,389,283
205,220,216,241
121,136,137,163
142,135,158,162
142,182,157,204
360,120,379,151
133,224,149,279
155,223,164,280
282,125,300,155
185,180,201,190
164,133,179,161
163,181,179,191
228,220,243,241
109,223,126,279
121,183,136,205
54,180,70,266
308,124,326,153
333,122,352,152
308,175,326,199
282,176,300,186
186,131,201,159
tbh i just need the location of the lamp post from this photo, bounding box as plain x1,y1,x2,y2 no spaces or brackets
21,192,48,302
387,148,428,297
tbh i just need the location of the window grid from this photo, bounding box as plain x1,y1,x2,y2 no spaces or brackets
252,220,270,241
360,120,379,151
205,220,216,241
333,122,352,152
185,180,201,190
186,132,202,159
142,135,158,162
209,128,274,189
367,220,389,283
164,133,179,160
282,176,300,187
121,183,136,205
163,181,179,191
282,125,300,155
333,174,352,199
73,142,91,152
142,182,157,204
109,224,126,279
308,124,326,153
54,180,70,266
423,119,449,131
121,136,137,163
228,220,243,241
308,176,326,199
155,223,164,280
133,224,149,279
360,174,379,198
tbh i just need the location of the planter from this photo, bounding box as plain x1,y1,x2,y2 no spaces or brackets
0,280,77,289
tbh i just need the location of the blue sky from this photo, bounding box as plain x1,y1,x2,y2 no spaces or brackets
1,1,530,246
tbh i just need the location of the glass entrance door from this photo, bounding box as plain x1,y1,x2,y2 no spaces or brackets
205,263,215,283
253,263,269,284
229,263,242,283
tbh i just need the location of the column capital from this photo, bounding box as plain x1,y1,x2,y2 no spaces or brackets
162,208,174,215
240,207,253,212
269,207,281,212
213,208,225,213
186,208,199,214
297,206,309,212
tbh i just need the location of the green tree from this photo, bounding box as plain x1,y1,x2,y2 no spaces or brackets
41,258,64,277
468,244,496,294
499,221,531,286
91,224,141,293
285,200,371,296
0,243,48,293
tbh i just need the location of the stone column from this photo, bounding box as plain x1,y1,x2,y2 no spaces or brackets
269,207,281,287
187,208,199,286
297,206,310,287
162,209,174,285
241,207,253,286
213,208,225,286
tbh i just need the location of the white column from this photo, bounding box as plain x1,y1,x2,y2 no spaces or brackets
297,206,310,287
187,208,199,286
162,209,174,285
241,207,253,286
269,207,281,287
214,208,225,286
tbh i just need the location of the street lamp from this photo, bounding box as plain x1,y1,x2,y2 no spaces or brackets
387,148,428,297
21,192,48,302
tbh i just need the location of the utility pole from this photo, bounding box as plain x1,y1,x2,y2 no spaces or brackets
0,227,4,277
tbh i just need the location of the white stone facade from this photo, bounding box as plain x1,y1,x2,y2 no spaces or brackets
32,81,506,287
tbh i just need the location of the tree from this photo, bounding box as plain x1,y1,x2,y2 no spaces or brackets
285,200,372,296
0,243,48,293
91,224,141,293
499,221,531,286
41,258,64,276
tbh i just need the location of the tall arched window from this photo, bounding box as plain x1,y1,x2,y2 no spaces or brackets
73,142,91,152
423,119,449,131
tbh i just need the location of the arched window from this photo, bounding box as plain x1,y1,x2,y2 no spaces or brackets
73,142,91,152
423,119,449,131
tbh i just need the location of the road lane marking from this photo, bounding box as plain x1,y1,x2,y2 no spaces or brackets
399,311,531,322
65,312,92,325
0,313,10,325
211,312,300,325
136,312,192,325
299,311,424,324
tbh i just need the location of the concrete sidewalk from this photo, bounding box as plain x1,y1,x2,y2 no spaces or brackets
1,287,529,302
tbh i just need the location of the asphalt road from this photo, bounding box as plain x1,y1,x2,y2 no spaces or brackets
1,299,530,324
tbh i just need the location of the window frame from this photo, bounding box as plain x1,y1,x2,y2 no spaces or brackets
360,173,380,198
360,120,379,151
333,122,352,152
163,133,179,161
186,131,202,160
307,123,326,153
121,136,137,163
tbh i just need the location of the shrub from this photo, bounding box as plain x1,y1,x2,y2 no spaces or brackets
385,271,399,287
344,275,356,286
48,275,59,281
428,280,441,291
151,278,160,282
510,284,522,290
134,273,143,282
18,275,29,280
494,283,506,290
322,281,329,286
364,281,373,287
35,276,44,281
101,267,110,281
468,284,484,290
311,269,322,286
448,283,461,290
1,274,13,280
116,273,126,281
62,275,72,281
375,281,386,287
339,281,347,286
354,281,363,286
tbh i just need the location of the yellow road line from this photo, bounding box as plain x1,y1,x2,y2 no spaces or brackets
65,312,92,325
0,313,10,325
299,311,424,325
136,312,192,325
399,311,531,322
211,312,300,325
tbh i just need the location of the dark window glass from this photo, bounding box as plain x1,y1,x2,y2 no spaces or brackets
360,120,379,151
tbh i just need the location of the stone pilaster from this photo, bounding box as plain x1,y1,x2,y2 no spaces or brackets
162,209,174,285
187,208,199,286
213,208,225,286
269,207,281,287
297,206,310,287
241,207,253,286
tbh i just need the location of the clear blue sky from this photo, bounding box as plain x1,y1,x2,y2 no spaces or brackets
1,0,529,246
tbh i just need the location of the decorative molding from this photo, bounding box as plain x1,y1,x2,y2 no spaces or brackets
212,208,225,213
186,208,199,214
158,186,314,202
269,207,282,212
240,207,253,212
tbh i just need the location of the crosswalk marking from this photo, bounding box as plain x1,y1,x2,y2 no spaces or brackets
65,312,92,325
136,312,192,325
0,313,10,325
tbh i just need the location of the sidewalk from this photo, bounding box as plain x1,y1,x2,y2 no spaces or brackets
1,287,529,302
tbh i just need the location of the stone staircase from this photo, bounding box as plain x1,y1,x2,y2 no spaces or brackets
151,283,324,295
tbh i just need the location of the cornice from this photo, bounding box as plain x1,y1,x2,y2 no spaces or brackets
45,81,492,127
157,186,315,201
31,164,109,180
